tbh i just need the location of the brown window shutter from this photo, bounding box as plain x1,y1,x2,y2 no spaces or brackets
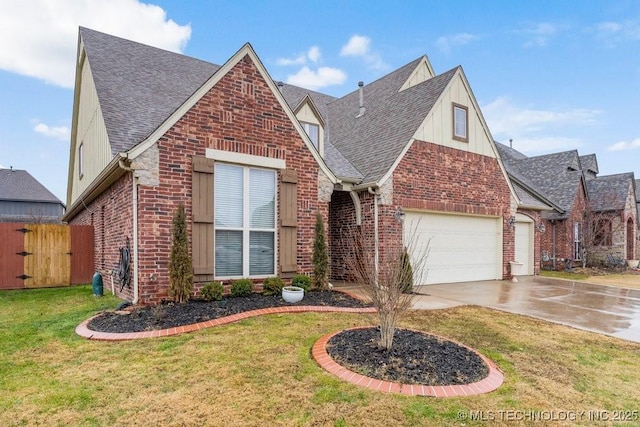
279,169,297,277
192,156,215,279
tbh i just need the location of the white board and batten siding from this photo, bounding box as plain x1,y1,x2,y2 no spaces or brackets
403,211,503,285
71,55,112,203
412,72,496,158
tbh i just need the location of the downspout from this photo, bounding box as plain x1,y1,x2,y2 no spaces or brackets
368,187,379,283
551,220,556,270
119,159,139,304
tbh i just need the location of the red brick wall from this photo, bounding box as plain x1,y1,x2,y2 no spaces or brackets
540,181,587,269
70,174,135,301
130,54,326,304
70,54,327,305
393,141,513,279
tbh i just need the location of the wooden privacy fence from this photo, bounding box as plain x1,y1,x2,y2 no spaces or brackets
0,223,94,290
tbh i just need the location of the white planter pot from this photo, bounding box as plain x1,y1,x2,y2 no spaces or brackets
627,260,639,269
282,286,304,303
509,261,524,282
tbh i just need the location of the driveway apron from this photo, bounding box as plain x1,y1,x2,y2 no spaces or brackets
415,276,640,343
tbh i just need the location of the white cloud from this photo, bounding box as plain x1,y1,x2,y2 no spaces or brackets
607,138,640,151
339,35,387,71
277,46,321,66
276,55,306,66
33,122,70,141
340,35,370,57
596,20,640,42
307,46,321,63
482,96,600,153
0,0,191,88
435,33,478,53
483,96,600,134
518,22,566,47
286,66,347,90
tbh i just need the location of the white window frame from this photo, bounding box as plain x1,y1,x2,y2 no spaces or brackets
300,121,320,150
452,103,468,142
214,163,277,279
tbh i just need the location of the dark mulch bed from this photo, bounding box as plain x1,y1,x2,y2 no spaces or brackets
87,291,488,387
88,290,371,333
327,328,489,386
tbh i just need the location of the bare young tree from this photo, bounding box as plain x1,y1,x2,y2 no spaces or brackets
344,223,429,350
582,190,630,267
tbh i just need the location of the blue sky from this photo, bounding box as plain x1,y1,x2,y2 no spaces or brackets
1,0,639,203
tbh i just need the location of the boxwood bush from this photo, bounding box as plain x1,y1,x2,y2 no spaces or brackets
201,282,224,301
262,277,284,296
292,274,312,292
230,279,253,297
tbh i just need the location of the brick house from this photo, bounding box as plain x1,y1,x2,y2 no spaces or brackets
496,143,637,269
63,28,520,305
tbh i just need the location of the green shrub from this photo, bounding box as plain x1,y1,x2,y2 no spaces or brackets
201,282,224,301
230,279,253,297
292,274,312,293
312,212,329,290
399,247,414,293
168,203,193,303
262,277,284,296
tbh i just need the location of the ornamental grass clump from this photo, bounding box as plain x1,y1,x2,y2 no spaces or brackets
168,203,193,303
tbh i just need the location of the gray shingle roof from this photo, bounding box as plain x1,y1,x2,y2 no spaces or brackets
80,27,220,154
326,61,457,184
587,172,634,212
0,169,63,204
81,28,457,184
495,142,527,160
512,182,552,210
496,142,585,218
579,154,598,177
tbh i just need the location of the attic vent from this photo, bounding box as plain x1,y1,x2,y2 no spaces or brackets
356,81,365,118
277,81,284,92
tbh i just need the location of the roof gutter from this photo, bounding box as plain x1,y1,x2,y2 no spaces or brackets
61,155,126,222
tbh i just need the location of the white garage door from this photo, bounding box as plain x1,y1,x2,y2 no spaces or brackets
403,211,502,285
515,215,534,275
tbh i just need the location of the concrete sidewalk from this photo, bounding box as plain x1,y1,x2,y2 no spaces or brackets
335,277,640,343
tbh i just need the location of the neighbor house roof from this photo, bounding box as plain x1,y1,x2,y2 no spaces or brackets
0,168,63,204
579,154,599,178
587,172,635,212
495,142,584,218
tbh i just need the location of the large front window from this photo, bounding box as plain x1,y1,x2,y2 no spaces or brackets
214,164,276,277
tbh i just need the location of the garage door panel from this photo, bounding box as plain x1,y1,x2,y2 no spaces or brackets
405,212,502,285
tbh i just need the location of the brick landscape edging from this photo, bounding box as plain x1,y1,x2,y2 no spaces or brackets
312,327,504,397
76,305,376,341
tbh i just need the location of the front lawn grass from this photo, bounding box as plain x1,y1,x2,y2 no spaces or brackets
1,286,640,426
540,269,590,281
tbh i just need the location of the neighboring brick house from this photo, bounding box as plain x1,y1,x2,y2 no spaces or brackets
63,27,518,305
0,168,65,223
496,142,637,269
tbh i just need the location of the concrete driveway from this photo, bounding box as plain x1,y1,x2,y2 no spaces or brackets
411,276,640,343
